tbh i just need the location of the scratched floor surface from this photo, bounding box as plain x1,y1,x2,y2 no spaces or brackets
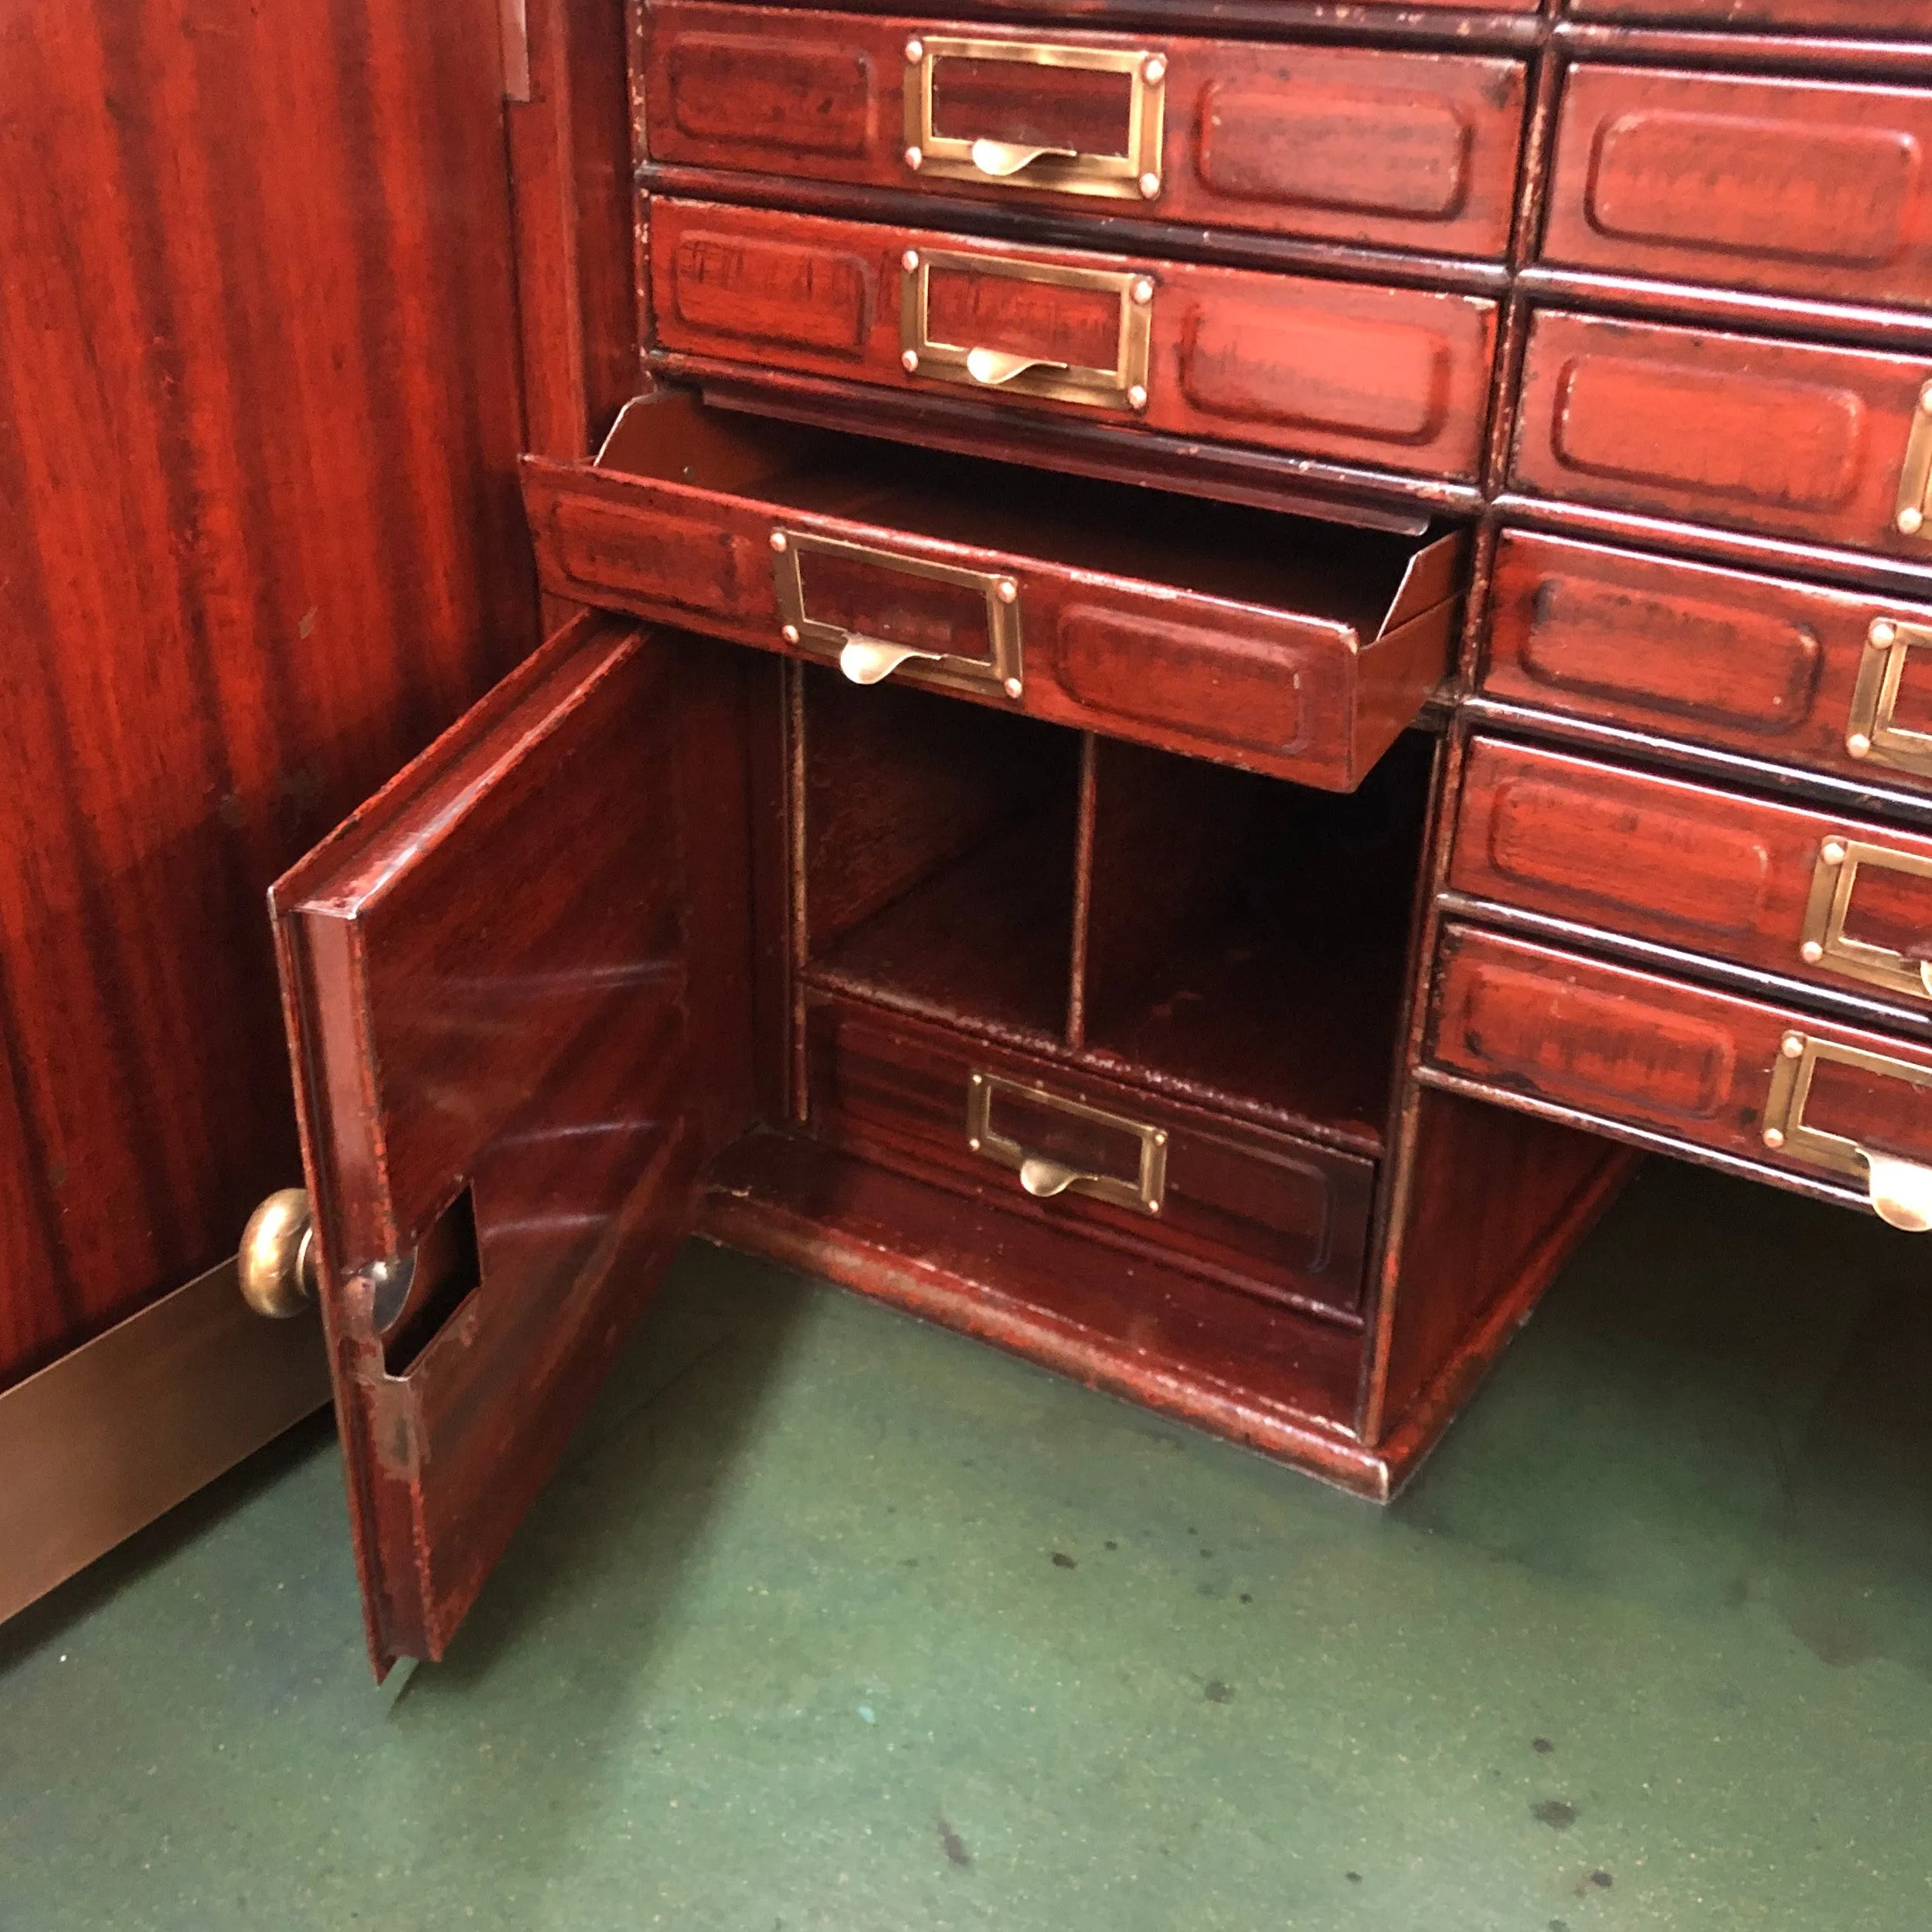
2,1156,1930,1932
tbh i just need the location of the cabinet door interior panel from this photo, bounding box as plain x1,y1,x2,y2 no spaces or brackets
648,199,1499,480
270,618,749,1667
645,4,1529,260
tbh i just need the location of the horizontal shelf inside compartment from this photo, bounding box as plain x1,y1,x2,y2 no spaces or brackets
597,389,1452,634
1077,733,1434,1153
801,668,1080,1043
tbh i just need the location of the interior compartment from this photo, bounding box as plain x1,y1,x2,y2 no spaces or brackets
1077,733,1434,1151
794,652,1434,1149
800,667,1082,1042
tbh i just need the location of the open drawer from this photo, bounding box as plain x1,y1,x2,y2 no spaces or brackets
522,390,1465,790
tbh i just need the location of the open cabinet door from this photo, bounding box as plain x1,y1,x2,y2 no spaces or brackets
271,616,732,1669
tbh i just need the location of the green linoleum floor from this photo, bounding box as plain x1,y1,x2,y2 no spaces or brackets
3,1156,1930,1931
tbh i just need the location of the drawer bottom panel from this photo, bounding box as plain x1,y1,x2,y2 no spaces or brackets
1427,923,1932,1230
804,994,1376,1320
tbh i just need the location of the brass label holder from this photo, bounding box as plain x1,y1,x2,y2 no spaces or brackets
900,248,1154,414
901,36,1168,202
770,529,1023,698
1894,378,1932,542
966,1071,1167,1216
1847,614,1932,775
1762,1030,1932,1230
1799,835,1932,1001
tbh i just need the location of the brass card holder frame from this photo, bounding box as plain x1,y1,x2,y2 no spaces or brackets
770,529,1023,697
900,248,1155,414
966,1071,1167,1215
1847,615,1932,775
1761,1030,1932,1230
1894,378,1932,542
1799,835,1932,1001
901,36,1168,202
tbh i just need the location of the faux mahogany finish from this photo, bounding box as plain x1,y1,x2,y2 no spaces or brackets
0,0,539,1391
1482,532,1932,794
645,4,1529,259
1512,308,1932,560
1451,735,1932,1014
804,995,1376,1318
1429,922,1932,1207
270,617,757,1664
1565,0,1932,30
649,199,1500,479
1543,65,1932,315
523,392,1463,787
700,1129,1381,1488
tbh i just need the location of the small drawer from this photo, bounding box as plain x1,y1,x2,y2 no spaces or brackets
804,996,1376,1318
1543,65,1932,311
1451,736,1932,1015
1566,0,1926,31
1484,532,1932,792
1429,923,1932,1230
649,198,1499,482
522,389,1465,791
645,4,1529,261
1512,308,1932,560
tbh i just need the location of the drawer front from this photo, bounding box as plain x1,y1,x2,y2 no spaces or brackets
1544,65,1932,311
651,198,1498,481
806,996,1376,1316
522,427,1456,792
645,5,1528,260
1512,308,1932,558
1429,923,1932,1228
1451,736,1932,1014
1484,532,1932,791
1566,0,1930,29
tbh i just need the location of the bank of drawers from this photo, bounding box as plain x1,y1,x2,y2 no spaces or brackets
1426,20,1932,1229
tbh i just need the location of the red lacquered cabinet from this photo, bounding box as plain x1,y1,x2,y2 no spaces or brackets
13,0,1911,1662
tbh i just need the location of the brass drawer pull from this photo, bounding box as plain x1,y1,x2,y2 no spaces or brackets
1800,835,1932,1000
1895,378,1932,541
903,36,1167,202
1762,1031,1932,1230
770,529,1023,697
1847,615,1932,774
964,347,1067,388
900,249,1153,414
970,139,1078,180
967,1071,1167,1215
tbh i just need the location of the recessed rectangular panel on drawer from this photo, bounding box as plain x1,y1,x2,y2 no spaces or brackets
805,995,1376,1317
522,390,1464,791
1512,308,1932,558
1485,532,1932,793
1429,923,1932,1230
1451,736,1932,1016
649,199,1498,481
1543,66,1932,311
645,4,1529,260
1566,0,1927,30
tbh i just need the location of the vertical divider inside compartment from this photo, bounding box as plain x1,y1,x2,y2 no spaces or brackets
1065,734,1100,1050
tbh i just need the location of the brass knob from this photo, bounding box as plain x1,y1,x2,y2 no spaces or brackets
238,1188,318,1318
